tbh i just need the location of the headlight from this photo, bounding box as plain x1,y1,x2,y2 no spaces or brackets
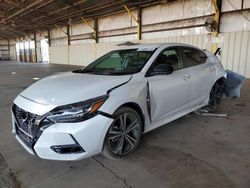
46,95,109,123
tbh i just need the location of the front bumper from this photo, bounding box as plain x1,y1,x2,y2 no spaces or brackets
12,99,113,161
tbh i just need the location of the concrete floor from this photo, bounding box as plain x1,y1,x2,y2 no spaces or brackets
0,61,250,188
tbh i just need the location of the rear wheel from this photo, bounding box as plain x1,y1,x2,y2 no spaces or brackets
102,107,142,159
207,80,225,111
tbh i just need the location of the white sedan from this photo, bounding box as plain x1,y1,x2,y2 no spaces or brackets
12,43,226,161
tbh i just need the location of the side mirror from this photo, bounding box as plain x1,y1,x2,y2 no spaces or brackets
151,64,174,76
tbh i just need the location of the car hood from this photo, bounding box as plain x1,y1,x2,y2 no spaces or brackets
20,72,131,106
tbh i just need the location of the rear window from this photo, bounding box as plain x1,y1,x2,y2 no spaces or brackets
182,47,207,68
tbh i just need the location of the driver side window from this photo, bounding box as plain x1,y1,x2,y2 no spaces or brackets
153,48,183,71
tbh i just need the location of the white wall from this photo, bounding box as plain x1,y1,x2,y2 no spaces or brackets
50,42,118,66
49,31,250,77
9,39,16,61
0,40,9,60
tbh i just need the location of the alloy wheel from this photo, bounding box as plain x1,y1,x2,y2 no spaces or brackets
107,113,140,156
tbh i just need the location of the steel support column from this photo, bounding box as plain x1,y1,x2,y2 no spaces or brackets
93,19,98,43
137,8,142,41
212,0,222,53
23,41,27,62
48,29,51,47
81,17,98,43
67,24,71,45
8,40,10,60
123,4,141,41
241,0,244,9
34,33,37,62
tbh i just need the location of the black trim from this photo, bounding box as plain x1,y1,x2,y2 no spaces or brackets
50,134,85,154
107,75,133,94
146,81,152,122
214,48,221,56
97,110,113,119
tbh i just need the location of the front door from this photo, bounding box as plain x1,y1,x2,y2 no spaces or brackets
147,47,191,124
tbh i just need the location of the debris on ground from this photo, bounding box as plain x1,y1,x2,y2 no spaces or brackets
194,109,227,117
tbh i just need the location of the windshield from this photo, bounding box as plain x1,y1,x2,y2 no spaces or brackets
79,49,155,75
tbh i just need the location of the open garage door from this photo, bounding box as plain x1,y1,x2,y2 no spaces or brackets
41,39,49,63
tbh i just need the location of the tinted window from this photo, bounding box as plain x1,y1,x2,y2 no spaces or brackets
182,47,207,68
81,49,154,75
152,48,182,71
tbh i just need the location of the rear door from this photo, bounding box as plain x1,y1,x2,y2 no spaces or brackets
180,47,216,106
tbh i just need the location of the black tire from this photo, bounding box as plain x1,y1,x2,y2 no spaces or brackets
207,80,225,111
102,106,143,159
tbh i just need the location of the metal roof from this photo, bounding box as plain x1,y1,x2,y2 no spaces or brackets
0,0,162,40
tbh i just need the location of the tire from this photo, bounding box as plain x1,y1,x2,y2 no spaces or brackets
207,80,225,111
102,106,143,159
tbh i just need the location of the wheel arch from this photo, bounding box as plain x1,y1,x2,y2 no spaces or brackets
214,76,226,84
116,102,145,133
210,76,226,94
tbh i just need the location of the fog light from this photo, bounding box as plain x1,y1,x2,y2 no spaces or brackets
51,145,84,154
51,134,85,154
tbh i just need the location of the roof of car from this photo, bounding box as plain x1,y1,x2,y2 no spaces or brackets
120,43,199,50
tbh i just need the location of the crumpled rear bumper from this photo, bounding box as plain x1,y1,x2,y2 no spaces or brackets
224,70,245,98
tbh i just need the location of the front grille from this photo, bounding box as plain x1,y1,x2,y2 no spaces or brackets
15,122,35,148
12,104,45,149
13,105,39,137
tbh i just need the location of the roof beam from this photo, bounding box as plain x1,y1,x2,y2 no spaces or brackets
80,17,98,42
16,0,54,19
3,0,17,6
31,1,124,29
54,24,67,35
4,0,44,21
123,3,141,41
31,0,120,24
0,0,160,39
31,0,89,23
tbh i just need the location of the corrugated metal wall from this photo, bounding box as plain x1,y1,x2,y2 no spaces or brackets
50,31,250,77
0,40,9,60
3,0,250,77
48,0,250,77
221,31,250,77
50,42,118,66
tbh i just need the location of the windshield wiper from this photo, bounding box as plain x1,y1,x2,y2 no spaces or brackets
73,69,134,75
72,69,93,73
92,71,111,75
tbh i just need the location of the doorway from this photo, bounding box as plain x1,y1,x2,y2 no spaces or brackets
40,39,49,63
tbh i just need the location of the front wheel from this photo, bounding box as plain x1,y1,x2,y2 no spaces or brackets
102,107,142,159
